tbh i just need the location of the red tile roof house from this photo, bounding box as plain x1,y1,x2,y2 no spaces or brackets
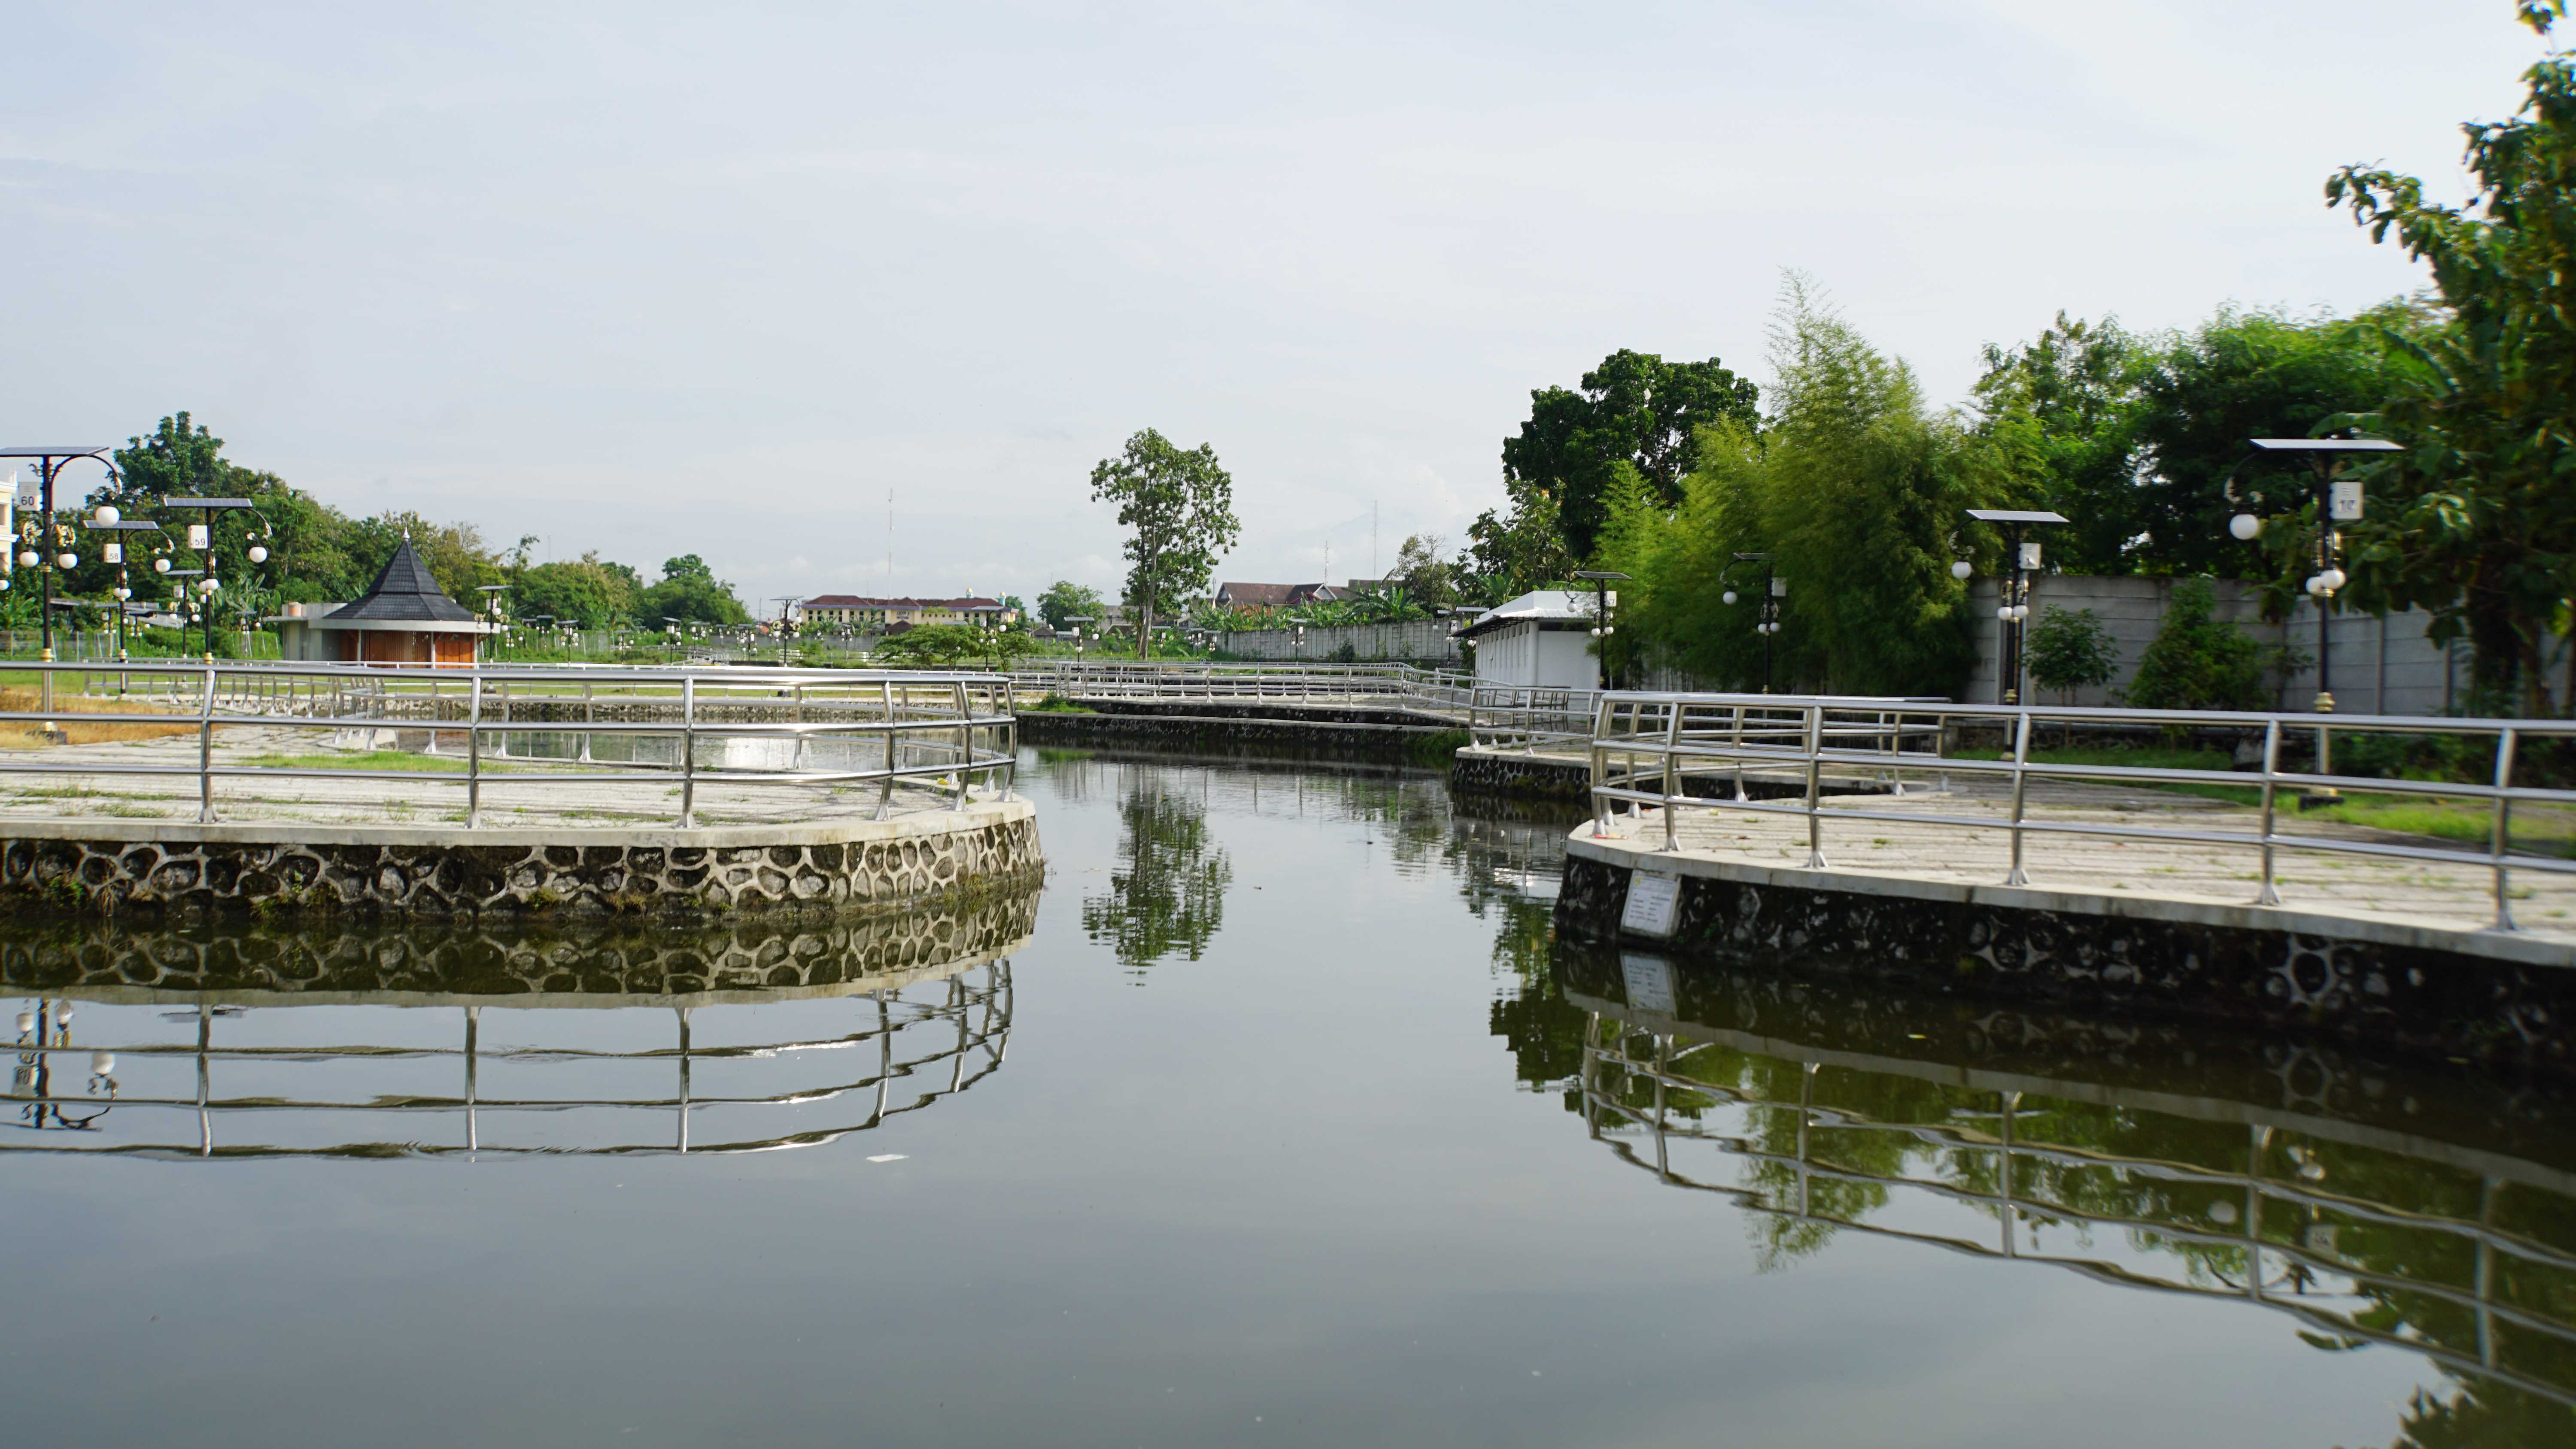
799,596,1021,629
1212,582,1344,611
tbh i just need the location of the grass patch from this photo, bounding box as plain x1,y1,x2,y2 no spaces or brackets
1953,743,2576,854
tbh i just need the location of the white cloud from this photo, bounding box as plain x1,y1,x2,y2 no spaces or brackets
0,1,2543,599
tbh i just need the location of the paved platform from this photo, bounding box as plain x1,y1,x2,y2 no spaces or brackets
1571,769,2576,965
0,725,966,828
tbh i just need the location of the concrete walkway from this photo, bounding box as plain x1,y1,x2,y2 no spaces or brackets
1579,767,2576,955
0,727,969,830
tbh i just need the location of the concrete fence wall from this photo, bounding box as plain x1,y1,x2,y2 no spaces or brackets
1964,576,2509,715
1628,576,2555,716
1214,619,1462,663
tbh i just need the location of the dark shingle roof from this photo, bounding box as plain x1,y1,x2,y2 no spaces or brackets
329,539,481,623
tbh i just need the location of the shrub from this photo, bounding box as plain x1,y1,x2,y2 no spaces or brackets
2024,606,2118,702
2126,578,2266,712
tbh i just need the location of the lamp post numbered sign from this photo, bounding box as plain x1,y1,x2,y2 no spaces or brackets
2222,437,2400,714
1961,509,2069,706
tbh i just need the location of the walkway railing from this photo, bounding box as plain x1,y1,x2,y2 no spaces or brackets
1014,660,1476,715
5,963,1010,1158
1465,685,1601,752
0,661,1018,828
1585,692,2576,930
1578,1003,2576,1409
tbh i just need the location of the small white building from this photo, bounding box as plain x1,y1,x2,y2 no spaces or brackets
1457,590,1600,690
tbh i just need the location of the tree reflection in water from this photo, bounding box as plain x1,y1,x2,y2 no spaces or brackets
1081,785,1233,973
1513,943,2576,1443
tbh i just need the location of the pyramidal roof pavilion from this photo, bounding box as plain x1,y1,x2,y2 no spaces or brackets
273,538,493,666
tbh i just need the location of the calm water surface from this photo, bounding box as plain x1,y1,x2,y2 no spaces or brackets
5,746,2573,1447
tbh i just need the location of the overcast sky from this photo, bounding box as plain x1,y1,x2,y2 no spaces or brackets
1,2,2549,607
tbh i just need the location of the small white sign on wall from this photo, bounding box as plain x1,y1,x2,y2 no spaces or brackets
1621,870,1680,937
2330,479,2366,521
1620,953,1676,1015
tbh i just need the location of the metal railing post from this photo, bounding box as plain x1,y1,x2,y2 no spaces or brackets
197,664,217,823
951,680,971,810
877,678,897,822
2004,707,2032,886
1662,699,1680,852
678,674,697,828
1803,703,1827,868
2257,719,2283,906
2493,727,2519,931
466,674,483,828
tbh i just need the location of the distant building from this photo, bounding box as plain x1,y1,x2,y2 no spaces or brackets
268,538,495,666
799,595,1021,629
1455,590,1599,691
1212,582,1344,612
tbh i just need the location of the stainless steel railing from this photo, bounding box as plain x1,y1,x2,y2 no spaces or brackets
1578,1005,2576,1408
1015,660,1476,714
1584,693,2576,930
0,661,1018,828
5,962,1010,1158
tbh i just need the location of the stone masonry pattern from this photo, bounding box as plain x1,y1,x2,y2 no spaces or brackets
1555,853,2576,1075
0,890,1040,1000
0,815,1042,923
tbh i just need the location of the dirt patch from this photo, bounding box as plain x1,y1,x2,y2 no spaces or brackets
0,688,202,748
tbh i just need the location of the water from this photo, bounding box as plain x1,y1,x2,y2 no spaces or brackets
4,746,2573,1446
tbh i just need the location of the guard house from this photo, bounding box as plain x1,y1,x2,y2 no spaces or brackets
1456,590,1599,690
270,540,493,666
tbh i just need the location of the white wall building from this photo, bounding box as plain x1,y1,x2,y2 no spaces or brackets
1458,591,1599,690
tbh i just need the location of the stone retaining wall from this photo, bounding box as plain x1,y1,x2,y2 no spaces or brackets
1019,707,1459,761
0,802,1042,925
0,889,1039,1003
1555,851,2576,1074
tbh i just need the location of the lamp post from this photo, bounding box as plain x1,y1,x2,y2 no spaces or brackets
0,445,116,664
1571,570,1632,690
1718,552,1781,693
87,513,165,666
1961,509,2070,706
2222,438,2403,714
1063,615,1094,658
159,495,272,662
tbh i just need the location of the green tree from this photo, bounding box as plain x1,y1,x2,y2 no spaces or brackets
510,553,638,629
634,553,749,626
1079,785,1231,970
2024,606,2120,703
2327,0,2576,713
2126,578,2267,711
872,622,985,667
1391,533,1457,606
1036,579,1107,631
1090,429,1239,659
1501,349,1762,559
1973,307,2432,580
1464,477,1574,602
1622,277,2011,696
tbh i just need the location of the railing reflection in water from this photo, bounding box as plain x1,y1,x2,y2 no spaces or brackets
1574,966,2576,1412
7,962,1012,1159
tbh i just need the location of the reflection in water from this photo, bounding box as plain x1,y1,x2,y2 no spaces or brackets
1081,785,1233,973
4,904,1030,1158
1533,943,2576,1438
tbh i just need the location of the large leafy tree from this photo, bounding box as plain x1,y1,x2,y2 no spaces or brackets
1089,429,1239,658
1620,278,2013,695
2327,0,2576,713
1500,349,1760,560
1973,307,2431,579
634,553,749,626
509,553,637,629
1035,579,1106,631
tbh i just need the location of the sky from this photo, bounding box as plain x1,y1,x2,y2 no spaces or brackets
0,1,2552,609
